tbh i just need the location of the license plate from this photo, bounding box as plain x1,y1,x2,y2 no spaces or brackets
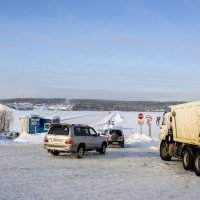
113,142,119,144
53,139,62,143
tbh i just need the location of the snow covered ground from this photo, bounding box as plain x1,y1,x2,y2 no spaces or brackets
0,107,161,149
10,108,161,135
1,108,200,199
4,109,162,146
1,144,200,200
11,111,160,149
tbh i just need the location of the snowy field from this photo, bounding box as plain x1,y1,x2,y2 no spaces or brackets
1,109,161,147
1,144,200,200
7,109,162,144
1,109,200,199
10,109,162,136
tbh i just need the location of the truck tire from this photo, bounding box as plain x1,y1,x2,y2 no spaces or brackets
160,141,172,161
182,147,194,171
76,145,85,159
194,150,200,176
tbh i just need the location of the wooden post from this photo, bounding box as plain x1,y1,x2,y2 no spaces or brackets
149,124,151,137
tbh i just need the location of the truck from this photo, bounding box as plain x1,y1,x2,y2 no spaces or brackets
156,101,200,176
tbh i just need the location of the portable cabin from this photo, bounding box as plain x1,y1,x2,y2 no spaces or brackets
20,114,60,134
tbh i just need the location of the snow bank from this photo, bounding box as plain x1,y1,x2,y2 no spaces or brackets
113,112,124,124
14,132,45,144
0,104,7,110
96,111,125,130
125,133,159,149
0,104,12,111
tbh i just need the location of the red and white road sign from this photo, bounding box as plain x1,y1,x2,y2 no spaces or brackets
146,115,153,121
138,113,143,120
146,115,153,126
146,120,152,126
138,119,144,126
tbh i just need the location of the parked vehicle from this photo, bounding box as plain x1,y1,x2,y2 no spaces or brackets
156,101,200,176
43,124,107,158
0,131,20,140
105,129,125,148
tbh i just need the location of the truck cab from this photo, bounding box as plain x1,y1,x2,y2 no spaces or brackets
156,112,173,142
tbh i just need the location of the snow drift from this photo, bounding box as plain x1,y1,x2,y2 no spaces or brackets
14,132,45,144
14,132,159,149
125,133,159,149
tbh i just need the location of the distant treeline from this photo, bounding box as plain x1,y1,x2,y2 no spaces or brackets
0,98,66,105
0,98,185,111
69,99,184,112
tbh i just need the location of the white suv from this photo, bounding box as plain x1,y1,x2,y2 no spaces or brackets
44,124,107,158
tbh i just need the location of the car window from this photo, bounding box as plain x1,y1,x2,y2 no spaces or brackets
116,130,122,136
109,130,122,136
48,125,69,135
89,128,97,136
81,127,90,136
74,127,82,136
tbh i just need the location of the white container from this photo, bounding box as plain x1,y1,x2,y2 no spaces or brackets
170,101,200,145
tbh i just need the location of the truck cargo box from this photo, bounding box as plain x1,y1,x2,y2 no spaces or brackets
171,101,200,145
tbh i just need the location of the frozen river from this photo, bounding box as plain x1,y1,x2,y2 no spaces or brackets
1,144,200,200
11,110,162,138
1,109,200,200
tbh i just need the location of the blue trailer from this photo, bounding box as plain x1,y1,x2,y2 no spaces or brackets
20,115,60,134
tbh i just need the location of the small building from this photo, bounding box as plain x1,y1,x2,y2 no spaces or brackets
20,114,60,134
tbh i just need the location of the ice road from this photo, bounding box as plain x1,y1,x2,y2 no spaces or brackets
0,144,200,200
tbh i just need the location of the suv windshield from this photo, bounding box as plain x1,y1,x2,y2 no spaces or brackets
110,130,122,136
48,125,69,135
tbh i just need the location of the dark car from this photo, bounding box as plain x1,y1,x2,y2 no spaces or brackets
105,129,125,148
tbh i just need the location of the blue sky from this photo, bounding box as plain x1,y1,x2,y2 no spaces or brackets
0,0,200,101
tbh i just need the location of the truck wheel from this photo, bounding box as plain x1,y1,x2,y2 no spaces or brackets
121,142,125,148
99,143,106,154
76,146,85,159
194,150,200,176
182,147,194,171
50,151,60,156
160,141,172,161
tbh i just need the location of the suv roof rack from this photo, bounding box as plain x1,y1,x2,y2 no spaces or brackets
71,124,89,127
50,123,69,127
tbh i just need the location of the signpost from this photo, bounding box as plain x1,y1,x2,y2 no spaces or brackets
138,113,144,134
146,115,153,137
137,113,153,136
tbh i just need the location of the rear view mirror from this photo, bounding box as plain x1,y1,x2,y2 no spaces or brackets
156,117,161,126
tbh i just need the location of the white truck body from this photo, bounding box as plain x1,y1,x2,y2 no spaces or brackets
157,101,200,176
170,101,200,145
